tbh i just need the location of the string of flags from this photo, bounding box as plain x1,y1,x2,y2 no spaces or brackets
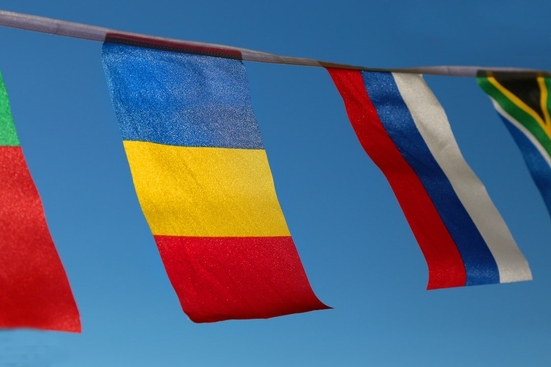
0,10,548,332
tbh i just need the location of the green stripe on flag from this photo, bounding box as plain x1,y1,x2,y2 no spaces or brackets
0,73,20,146
545,77,551,122
477,77,551,158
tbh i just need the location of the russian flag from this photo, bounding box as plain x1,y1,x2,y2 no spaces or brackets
327,68,531,289
102,39,328,323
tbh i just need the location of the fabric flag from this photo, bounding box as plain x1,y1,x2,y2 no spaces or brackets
0,72,80,331
477,72,551,216
327,68,531,289
102,37,328,323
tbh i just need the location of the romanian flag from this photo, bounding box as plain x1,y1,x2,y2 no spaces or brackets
102,38,328,323
327,68,532,289
477,72,551,216
0,72,80,331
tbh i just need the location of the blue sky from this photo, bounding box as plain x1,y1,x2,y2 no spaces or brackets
1,1,551,366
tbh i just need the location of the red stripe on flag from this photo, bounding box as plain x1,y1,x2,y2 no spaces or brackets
0,147,80,331
327,68,466,289
154,235,329,323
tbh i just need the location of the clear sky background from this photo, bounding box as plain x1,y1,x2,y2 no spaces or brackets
1,1,551,366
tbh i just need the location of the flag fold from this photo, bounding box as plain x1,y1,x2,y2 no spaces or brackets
0,72,80,332
328,68,531,289
477,72,551,217
102,40,328,323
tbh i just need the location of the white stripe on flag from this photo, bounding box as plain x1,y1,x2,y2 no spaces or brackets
393,73,532,283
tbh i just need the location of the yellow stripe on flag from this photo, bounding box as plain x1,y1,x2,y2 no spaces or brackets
488,75,551,138
538,76,551,126
123,141,291,237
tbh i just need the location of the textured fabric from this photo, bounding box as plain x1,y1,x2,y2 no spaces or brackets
393,73,531,285
478,73,551,217
0,78,19,146
155,236,324,323
123,142,290,237
328,68,531,289
102,42,328,323
103,42,262,148
0,73,80,332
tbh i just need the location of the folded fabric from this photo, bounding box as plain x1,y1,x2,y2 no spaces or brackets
0,71,80,332
328,68,531,289
102,38,328,322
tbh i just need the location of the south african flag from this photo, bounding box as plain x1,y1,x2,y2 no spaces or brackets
478,72,551,216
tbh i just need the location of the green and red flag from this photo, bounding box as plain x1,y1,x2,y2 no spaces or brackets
0,72,80,332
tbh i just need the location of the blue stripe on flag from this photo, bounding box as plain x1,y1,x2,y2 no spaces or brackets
102,43,263,149
501,115,551,216
362,71,499,286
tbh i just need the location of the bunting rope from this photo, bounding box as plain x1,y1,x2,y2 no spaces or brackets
0,9,548,77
